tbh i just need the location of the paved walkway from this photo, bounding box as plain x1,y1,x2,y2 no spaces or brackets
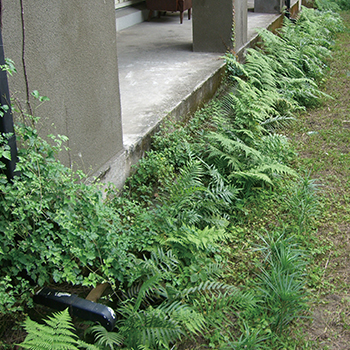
116,6,285,152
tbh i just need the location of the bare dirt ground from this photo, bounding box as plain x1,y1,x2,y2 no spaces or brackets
289,12,350,349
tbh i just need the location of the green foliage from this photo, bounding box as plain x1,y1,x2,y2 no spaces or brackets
116,302,204,349
286,173,320,234
0,58,17,76
154,158,238,229
125,150,175,202
86,325,124,350
113,265,207,349
18,309,98,350
0,120,140,315
0,132,12,163
255,233,308,333
315,0,341,11
204,131,297,191
335,0,350,9
225,322,268,350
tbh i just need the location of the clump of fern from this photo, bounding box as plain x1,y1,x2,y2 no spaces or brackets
19,309,98,350
155,158,238,229
203,131,297,192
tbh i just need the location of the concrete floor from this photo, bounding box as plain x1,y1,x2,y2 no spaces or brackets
116,3,290,156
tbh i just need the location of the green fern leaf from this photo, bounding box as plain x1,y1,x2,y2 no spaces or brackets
134,274,162,311
88,324,124,349
18,309,87,350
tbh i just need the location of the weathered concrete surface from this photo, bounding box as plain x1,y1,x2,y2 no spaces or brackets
192,0,235,53
2,0,301,188
235,0,248,51
255,0,284,13
2,0,124,184
116,12,225,178
116,0,301,184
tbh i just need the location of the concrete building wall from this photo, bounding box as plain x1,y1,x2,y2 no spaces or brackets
2,0,124,179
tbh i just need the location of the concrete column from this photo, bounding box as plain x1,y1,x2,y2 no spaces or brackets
255,0,284,13
2,0,124,184
235,0,248,52
193,0,247,53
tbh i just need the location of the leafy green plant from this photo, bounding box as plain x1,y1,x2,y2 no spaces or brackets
116,302,204,349
18,309,98,350
286,174,320,234
2,4,346,349
0,119,140,315
204,131,297,191
113,273,207,349
155,159,238,229
225,322,268,350
255,232,308,333
125,150,175,203
315,0,341,11
86,324,124,350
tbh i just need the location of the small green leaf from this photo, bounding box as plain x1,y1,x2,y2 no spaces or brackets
31,90,40,99
2,150,11,160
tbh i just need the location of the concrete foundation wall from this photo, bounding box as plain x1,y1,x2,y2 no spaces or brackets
2,0,124,177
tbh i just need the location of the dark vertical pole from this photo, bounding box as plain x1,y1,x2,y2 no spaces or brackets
0,27,18,182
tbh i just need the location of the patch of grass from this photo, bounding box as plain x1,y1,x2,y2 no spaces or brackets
285,10,350,349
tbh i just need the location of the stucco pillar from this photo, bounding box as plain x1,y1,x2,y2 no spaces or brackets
255,0,284,13
235,0,248,52
2,0,124,184
193,0,247,53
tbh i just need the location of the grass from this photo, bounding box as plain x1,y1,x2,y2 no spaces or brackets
288,11,350,348
195,9,350,349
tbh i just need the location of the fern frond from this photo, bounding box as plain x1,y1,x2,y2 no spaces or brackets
179,280,239,297
195,289,257,318
165,225,228,255
134,274,162,311
118,305,184,349
206,132,263,172
161,301,206,335
229,170,273,186
87,324,124,350
18,309,85,350
149,247,180,274
253,160,298,178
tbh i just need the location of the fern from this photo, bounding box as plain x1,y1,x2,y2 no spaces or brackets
133,274,163,311
158,300,206,335
18,309,98,350
164,225,228,255
205,132,296,189
157,159,237,229
206,132,263,174
86,325,123,350
229,160,297,188
117,303,187,349
257,134,296,164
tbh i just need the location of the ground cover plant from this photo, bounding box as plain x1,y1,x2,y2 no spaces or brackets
0,2,348,349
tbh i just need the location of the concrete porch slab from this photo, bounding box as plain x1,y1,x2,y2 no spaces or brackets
115,0,300,174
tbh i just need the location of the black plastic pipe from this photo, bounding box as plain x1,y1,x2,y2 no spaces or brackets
0,27,18,182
